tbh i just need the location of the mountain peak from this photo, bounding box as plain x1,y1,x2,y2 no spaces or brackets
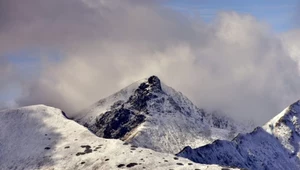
138,75,162,93
76,76,249,153
262,100,300,157
148,75,161,84
264,100,300,130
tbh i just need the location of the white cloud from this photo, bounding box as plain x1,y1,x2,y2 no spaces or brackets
1,0,300,125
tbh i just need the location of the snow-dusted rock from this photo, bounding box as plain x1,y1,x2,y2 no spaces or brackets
263,100,300,158
75,76,252,153
177,100,300,170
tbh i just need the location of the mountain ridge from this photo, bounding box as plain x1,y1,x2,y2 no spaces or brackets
177,100,300,170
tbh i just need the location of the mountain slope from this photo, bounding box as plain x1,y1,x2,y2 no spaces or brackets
0,105,237,170
75,76,252,153
263,100,300,158
177,100,300,170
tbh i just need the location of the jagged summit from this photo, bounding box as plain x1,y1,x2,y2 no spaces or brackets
141,75,163,92
75,76,252,153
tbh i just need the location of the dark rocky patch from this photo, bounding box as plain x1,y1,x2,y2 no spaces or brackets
164,160,168,162
64,146,70,149
174,157,179,160
176,163,184,166
105,159,109,161
80,145,93,153
44,147,51,150
117,164,125,168
76,145,93,156
76,152,85,156
126,163,138,168
81,162,85,164
188,163,193,165
94,146,101,151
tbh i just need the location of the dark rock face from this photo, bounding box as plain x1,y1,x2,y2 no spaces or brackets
91,108,146,139
128,76,163,111
88,76,164,139
148,76,162,92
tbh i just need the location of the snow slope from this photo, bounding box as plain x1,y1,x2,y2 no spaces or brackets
75,76,252,153
0,105,237,170
177,100,300,170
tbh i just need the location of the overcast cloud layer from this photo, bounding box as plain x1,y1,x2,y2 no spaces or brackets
1,0,300,125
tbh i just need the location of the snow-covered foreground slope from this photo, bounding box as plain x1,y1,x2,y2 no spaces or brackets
75,76,252,153
177,100,300,170
0,105,237,170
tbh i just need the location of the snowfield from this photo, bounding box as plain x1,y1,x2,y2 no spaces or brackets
0,105,237,170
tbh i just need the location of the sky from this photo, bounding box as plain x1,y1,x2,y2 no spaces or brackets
166,0,299,32
1,0,300,125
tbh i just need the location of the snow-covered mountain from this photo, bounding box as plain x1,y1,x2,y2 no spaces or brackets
177,100,300,170
75,76,252,153
0,105,238,170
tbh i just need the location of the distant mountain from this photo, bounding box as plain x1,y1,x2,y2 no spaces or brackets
0,105,237,170
177,100,300,170
75,75,253,153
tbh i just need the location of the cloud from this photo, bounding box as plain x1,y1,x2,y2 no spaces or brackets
1,0,300,125
282,30,300,64
0,57,16,89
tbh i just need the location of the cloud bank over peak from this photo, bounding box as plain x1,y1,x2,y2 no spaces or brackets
1,0,300,125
